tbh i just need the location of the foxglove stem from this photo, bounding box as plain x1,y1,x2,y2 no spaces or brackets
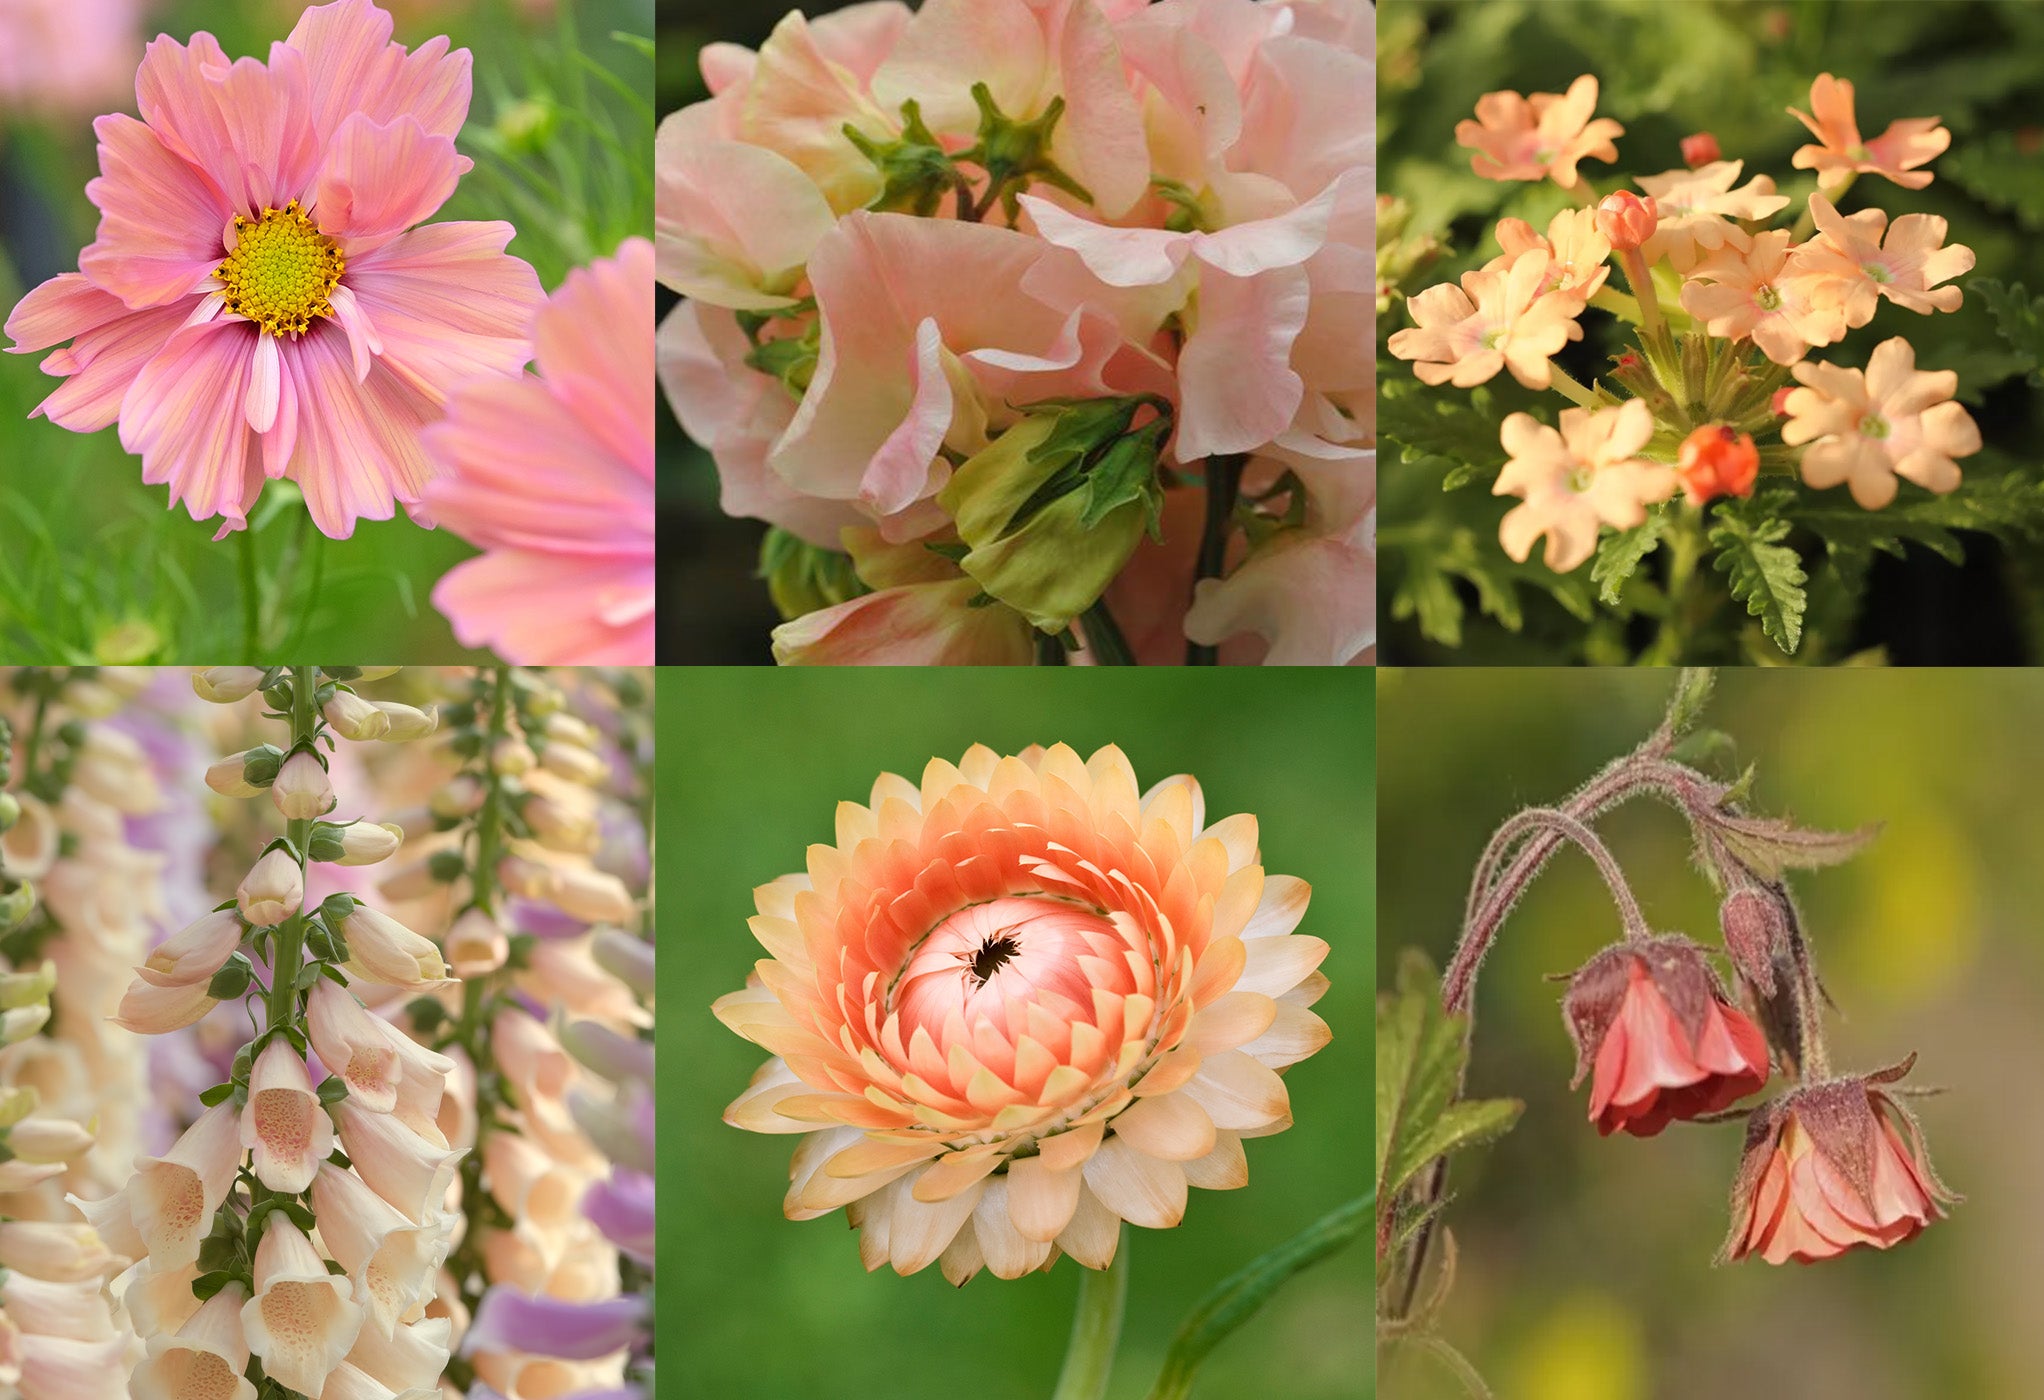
267,665,318,1032
1051,1227,1129,1400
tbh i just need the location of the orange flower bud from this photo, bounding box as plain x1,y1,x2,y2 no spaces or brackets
1594,191,1659,252
1678,424,1760,504
1681,132,1722,168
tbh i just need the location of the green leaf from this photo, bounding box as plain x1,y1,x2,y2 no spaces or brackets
190,1269,234,1302
1714,813,1881,881
1945,136,2044,234
1143,1193,1370,1400
1376,950,1522,1204
1379,380,1511,485
197,1082,235,1108
316,1075,349,1106
1590,508,1669,607
1708,493,1808,655
206,953,253,1001
1972,278,2044,383
1660,667,1715,739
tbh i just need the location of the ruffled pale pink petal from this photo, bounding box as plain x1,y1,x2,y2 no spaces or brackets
283,326,435,535
434,550,653,664
770,581,1035,665
1173,265,1309,460
655,130,836,308
286,0,472,143
134,34,318,213
77,113,233,309
310,113,471,253
7,279,189,432
342,221,544,402
120,319,264,529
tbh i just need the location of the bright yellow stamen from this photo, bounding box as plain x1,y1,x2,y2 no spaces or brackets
214,201,345,337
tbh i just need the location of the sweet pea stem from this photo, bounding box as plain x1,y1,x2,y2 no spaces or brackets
1187,453,1247,665
1052,1228,1129,1400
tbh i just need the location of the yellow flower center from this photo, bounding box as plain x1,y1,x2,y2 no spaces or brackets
1862,414,1890,440
1568,466,1594,492
214,201,345,337
1756,284,1782,311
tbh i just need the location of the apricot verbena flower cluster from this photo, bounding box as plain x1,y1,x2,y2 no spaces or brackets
1389,73,1981,574
715,744,1329,1282
658,0,1375,666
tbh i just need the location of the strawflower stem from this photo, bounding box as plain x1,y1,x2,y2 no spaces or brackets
1052,1229,1129,1400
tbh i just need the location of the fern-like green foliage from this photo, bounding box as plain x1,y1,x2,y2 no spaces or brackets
1709,492,1809,655
1974,278,2044,384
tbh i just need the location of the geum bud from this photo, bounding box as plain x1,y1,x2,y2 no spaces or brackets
1723,1062,1957,1265
1562,934,1770,1136
936,399,1169,633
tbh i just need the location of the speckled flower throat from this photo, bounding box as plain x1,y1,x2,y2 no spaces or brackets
214,200,345,336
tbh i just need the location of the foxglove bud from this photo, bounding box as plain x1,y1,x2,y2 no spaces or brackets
1681,131,1721,168
207,744,284,798
430,775,486,820
323,689,392,741
1677,424,1760,505
192,666,266,703
445,907,508,979
238,849,304,927
271,750,335,820
491,736,536,775
540,742,607,787
1594,190,1659,252
374,702,439,741
313,820,404,866
1561,934,1770,1136
1723,1062,1957,1265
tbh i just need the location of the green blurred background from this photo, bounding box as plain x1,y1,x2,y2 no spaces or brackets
1378,0,2044,664
1378,667,2044,1397
660,667,1375,1398
0,0,652,659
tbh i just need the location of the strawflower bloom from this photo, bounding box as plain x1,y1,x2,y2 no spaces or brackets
1492,399,1675,572
1455,75,1621,188
1562,936,1769,1138
424,237,655,664
1387,251,1585,390
1634,161,1789,272
1791,194,1975,326
1789,73,1950,191
1782,337,1981,509
1725,1072,1956,1265
1680,229,1846,366
715,744,1329,1282
2,0,544,537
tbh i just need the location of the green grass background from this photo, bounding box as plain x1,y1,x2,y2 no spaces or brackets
1379,667,2044,1398
0,0,652,660
658,667,1375,1399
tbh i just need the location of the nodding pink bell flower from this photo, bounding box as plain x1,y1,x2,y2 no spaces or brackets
241,1218,365,1394
1563,935,1770,1137
1724,1068,1957,1265
445,907,508,980
272,750,337,821
389,1034,458,1143
1594,190,1660,253
241,1041,335,1194
1681,131,1723,168
122,1258,204,1339
371,703,438,742
74,1102,240,1268
112,970,220,1035
192,667,266,704
334,907,455,991
338,1314,455,1393
141,910,245,985
481,1133,585,1241
0,1221,116,1284
334,1102,464,1225
307,978,406,1114
132,1284,257,1400
333,822,404,867
237,850,303,929
309,1163,452,1339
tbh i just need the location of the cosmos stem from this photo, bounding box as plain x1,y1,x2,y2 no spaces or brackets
1051,1227,1129,1400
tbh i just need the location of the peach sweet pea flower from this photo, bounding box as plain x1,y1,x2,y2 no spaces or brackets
1,0,544,538
1493,399,1676,572
1789,194,1975,328
424,238,655,665
1455,75,1622,188
1634,161,1790,272
1782,337,1981,510
1491,208,1611,297
1789,73,1950,191
715,744,1329,1282
1680,229,1846,366
1724,1074,1955,1265
1388,251,1586,390
1562,937,1769,1138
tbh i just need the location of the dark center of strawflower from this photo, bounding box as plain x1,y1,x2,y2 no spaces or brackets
214,201,345,337
965,931,1022,987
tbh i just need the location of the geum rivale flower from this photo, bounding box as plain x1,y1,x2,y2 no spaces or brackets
714,744,1330,1284
3,0,542,537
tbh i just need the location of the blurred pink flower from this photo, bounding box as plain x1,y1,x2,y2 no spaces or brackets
2,0,543,538
424,237,654,664
0,0,141,115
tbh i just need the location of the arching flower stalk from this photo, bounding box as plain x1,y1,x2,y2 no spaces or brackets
375,668,644,1396
0,706,139,1395
97,666,462,1399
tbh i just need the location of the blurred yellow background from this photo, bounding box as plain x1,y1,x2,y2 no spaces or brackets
1378,667,2044,1398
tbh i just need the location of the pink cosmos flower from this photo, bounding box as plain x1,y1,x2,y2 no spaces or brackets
1788,73,1949,191
1782,336,1980,510
1680,229,1846,366
3,0,544,538
1633,161,1789,272
1388,250,1586,390
422,237,654,664
1455,75,1622,188
1789,194,1975,328
1493,399,1675,572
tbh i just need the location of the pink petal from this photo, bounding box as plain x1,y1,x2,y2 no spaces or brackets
344,221,542,399
532,237,654,479
432,550,652,665
770,580,1035,666
1020,194,1192,287
862,318,954,517
246,332,281,433
134,35,317,213
78,113,234,308
310,112,470,253
281,325,433,537
324,284,381,383
1173,264,1309,460
24,298,191,433
5,273,131,354
285,0,471,142
654,131,836,308
119,319,264,528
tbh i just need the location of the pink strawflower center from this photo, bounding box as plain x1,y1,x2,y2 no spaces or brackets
895,896,1122,1046
215,201,345,337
